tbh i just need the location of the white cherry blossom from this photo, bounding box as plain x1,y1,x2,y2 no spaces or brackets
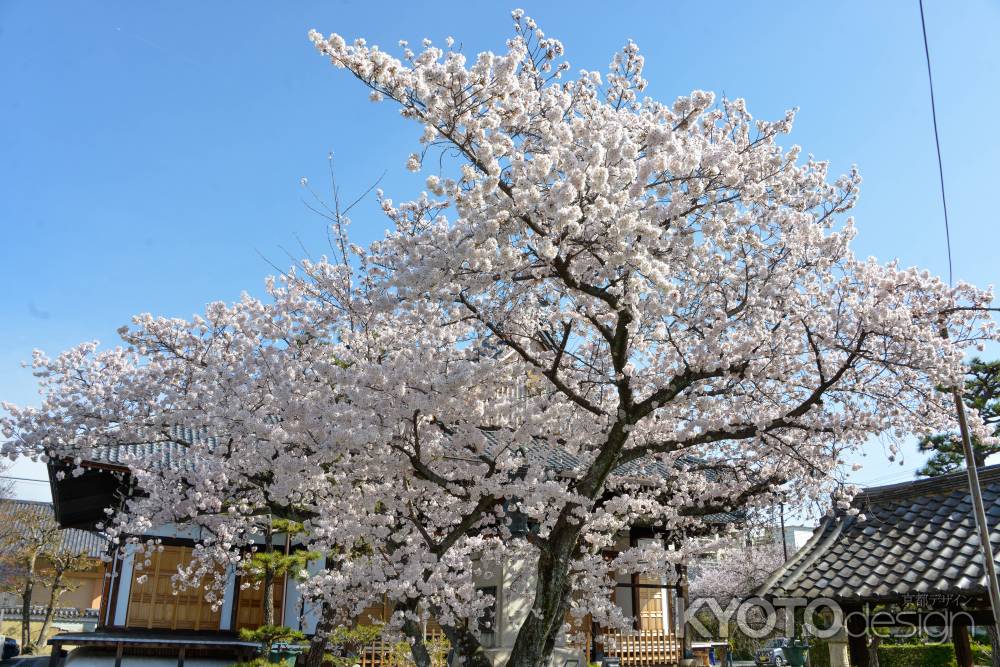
2,11,996,667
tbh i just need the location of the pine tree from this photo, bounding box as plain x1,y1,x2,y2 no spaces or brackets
243,517,319,628
918,359,1000,476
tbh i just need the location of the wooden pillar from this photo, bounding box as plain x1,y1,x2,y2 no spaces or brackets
114,641,124,667
177,646,187,667
953,623,973,667
845,607,870,667
678,563,689,655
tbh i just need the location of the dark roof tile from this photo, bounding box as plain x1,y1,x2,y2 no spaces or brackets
758,464,1000,604
0,500,108,558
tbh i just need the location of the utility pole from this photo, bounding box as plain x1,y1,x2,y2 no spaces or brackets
779,501,788,563
918,0,1000,634
953,390,1000,633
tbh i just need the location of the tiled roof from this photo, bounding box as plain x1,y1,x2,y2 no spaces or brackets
758,465,1000,603
79,427,742,524
86,424,212,472
0,605,99,619
0,500,109,558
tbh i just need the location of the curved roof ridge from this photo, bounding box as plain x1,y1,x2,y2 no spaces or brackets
759,515,854,598
859,464,1000,503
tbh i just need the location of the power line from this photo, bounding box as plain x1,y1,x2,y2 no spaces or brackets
0,475,49,484
918,0,1000,637
918,0,953,286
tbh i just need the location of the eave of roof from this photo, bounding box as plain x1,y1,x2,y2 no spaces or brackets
65,426,747,525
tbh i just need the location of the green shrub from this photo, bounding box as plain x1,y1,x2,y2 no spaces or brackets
239,624,306,653
971,641,992,665
876,643,956,667
327,623,382,662
807,637,831,667
232,659,272,667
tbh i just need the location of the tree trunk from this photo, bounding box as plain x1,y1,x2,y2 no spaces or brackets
506,424,629,667
262,567,275,627
304,604,334,667
396,601,432,667
20,553,37,653
32,568,65,652
506,511,580,667
843,606,869,667
866,633,880,667
263,515,275,627
20,580,33,652
304,632,327,667
437,623,491,667
952,624,973,667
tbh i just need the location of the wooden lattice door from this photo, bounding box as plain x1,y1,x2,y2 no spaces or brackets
126,545,222,630
636,575,668,631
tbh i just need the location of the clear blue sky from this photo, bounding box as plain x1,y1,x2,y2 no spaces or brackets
2,1,998,501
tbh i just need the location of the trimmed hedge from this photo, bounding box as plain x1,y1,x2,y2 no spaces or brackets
875,643,956,667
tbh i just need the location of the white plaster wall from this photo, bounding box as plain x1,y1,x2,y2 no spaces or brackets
282,575,302,632
615,568,634,620
218,566,237,631
477,555,585,666
298,557,326,634
792,527,815,551
113,545,137,626
498,555,531,650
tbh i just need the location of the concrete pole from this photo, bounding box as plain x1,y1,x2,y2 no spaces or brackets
952,389,1000,633
779,502,788,563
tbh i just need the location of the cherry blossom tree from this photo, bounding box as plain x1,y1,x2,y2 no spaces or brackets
687,539,786,656
2,10,998,667
688,541,786,604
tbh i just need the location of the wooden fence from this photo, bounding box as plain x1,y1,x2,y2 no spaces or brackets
599,629,682,666
355,628,450,667
352,627,681,667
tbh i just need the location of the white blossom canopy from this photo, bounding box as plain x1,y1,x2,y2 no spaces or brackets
2,9,996,659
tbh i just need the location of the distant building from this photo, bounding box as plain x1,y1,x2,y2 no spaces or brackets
0,499,108,632
688,521,816,565
774,523,817,555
